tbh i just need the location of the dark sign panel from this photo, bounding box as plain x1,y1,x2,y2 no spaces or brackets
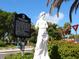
13,13,31,38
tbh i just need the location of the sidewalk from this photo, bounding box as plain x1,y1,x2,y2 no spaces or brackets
0,46,34,53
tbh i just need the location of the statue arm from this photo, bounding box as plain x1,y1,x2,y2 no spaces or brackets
45,21,48,29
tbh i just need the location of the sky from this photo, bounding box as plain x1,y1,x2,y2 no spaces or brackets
0,0,79,34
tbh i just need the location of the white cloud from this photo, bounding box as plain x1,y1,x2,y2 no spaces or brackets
45,12,64,24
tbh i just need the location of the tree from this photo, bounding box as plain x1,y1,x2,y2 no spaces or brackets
57,27,64,38
46,0,79,23
63,22,71,35
48,22,62,40
0,10,10,40
26,23,37,45
0,10,17,44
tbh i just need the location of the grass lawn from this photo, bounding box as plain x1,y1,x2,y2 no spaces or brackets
5,53,33,59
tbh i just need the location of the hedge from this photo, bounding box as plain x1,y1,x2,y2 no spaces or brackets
48,40,79,59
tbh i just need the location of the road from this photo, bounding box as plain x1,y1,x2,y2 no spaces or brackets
0,46,34,59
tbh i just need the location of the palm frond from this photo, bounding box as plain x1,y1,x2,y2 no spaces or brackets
69,0,78,23
46,0,50,6
49,0,62,14
49,0,68,15
75,2,79,13
46,0,79,23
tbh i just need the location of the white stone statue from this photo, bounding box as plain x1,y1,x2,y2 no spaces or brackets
33,12,50,59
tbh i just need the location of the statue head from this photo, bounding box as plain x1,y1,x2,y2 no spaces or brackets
39,11,46,19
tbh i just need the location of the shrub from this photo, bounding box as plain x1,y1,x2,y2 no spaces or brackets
49,45,61,59
0,40,5,47
48,40,79,59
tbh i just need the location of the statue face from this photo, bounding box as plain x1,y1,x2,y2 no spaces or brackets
40,13,46,20
41,13,45,16
39,12,46,17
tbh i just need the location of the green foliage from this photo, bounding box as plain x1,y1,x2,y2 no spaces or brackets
48,23,62,40
49,45,61,59
48,40,79,59
63,22,71,35
29,24,37,44
5,40,79,59
5,53,33,59
69,34,79,39
74,35,79,39
0,40,5,47
0,9,16,42
64,22,71,29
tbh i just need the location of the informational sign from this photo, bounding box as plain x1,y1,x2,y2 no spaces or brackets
13,13,31,38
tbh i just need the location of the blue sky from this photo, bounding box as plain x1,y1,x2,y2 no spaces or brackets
0,0,79,34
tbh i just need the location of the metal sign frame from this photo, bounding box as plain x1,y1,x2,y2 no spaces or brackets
13,13,31,38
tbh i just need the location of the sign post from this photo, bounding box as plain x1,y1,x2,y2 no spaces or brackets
72,24,79,41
